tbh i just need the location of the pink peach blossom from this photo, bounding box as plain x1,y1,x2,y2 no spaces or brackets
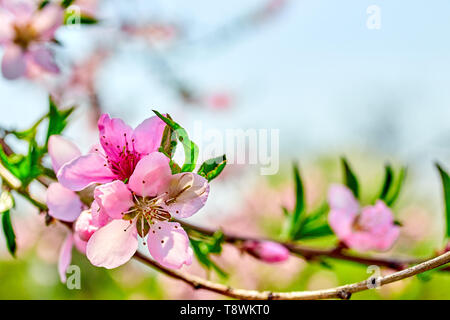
242,240,289,263
327,184,400,252
86,152,209,269
58,113,166,191
0,1,63,79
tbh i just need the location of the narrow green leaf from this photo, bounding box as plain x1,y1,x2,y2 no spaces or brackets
45,96,75,147
436,163,450,238
379,164,393,200
286,163,305,239
341,157,359,198
2,210,16,257
153,110,198,172
385,166,407,206
197,155,227,182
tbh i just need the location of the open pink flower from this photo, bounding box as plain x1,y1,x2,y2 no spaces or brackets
327,184,400,252
58,113,166,191
86,152,209,269
0,1,63,79
242,240,289,263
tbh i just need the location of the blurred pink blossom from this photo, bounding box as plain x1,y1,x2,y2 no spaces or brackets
242,240,289,263
0,0,63,79
327,184,400,252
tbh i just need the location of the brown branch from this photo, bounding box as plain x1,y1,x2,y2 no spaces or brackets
179,220,424,271
133,250,450,300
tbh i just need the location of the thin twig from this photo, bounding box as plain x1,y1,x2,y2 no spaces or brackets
134,250,450,300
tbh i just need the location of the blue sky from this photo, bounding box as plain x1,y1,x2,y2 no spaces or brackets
1,0,449,164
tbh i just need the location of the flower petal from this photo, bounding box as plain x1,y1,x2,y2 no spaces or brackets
28,46,59,73
132,115,166,155
147,220,192,269
327,184,359,214
31,4,63,40
97,114,133,159
166,172,209,218
47,182,84,222
94,180,133,220
128,152,171,197
1,44,26,79
58,153,116,191
0,11,14,44
86,219,138,269
73,232,87,254
58,234,73,283
328,208,356,241
48,135,81,174
74,209,99,242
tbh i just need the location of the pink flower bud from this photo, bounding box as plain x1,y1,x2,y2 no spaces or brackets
243,240,289,263
74,210,99,242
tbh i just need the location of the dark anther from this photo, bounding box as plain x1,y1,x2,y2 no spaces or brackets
267,292,274,300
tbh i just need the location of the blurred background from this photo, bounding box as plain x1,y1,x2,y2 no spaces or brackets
0,0,450,299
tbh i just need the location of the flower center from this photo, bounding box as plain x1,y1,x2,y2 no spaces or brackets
13,23,38,49
122,193,170,238
100,133,142,181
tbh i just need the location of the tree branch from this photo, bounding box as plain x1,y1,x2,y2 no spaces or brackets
134,250,450,300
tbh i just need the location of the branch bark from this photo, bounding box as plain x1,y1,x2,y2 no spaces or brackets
134,250,450,300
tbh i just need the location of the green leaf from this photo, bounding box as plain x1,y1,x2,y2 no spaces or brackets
153,110,198,172
379,164,393,200
284,163,306,239
45,97,74,147
197,155,227,182
341,157,359,198
2,210,16,257
436,163,450,238
190,238,227,278
385,166,407,206
61,0,75,8
159,120,178,159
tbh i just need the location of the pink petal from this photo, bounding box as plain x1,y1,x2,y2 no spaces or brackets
58,234,73,283
166,172,209,218
132,115,166,155
73,232,87,254
97,114,134,159
74,209,99,242
57,153,116,191
86,219,138,269
47,182,84,222
128,152,171,197
90,199,110,227
328,208,356,241
327,184,359,214
48,135,81,174
359,201,395,234
31,4,63,40
0,11,13,44
1,44,26,79
94,180,133,220
28,46,59,73
147,220,192,269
